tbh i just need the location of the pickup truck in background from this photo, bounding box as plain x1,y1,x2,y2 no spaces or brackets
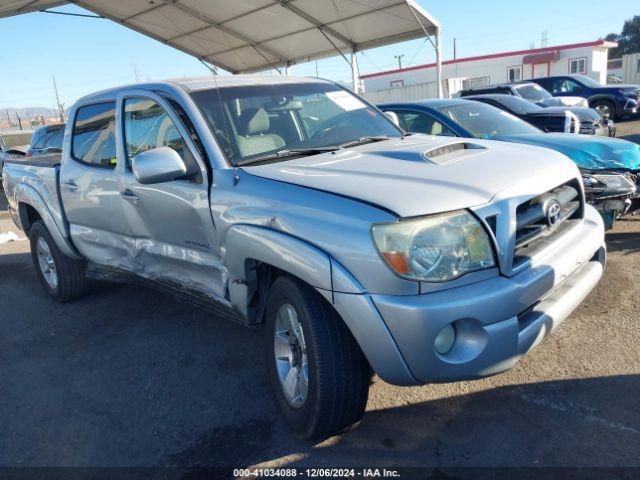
530,74,640,120
0,130,32,181
26,123,65,158
2,76,606,439
459,81,589,108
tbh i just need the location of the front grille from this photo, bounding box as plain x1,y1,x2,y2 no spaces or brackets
578,121,599,135
513,180,583,266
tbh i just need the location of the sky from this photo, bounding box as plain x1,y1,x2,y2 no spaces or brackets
0,0,637,110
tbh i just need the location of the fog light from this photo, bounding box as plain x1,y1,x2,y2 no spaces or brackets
434,324,455,354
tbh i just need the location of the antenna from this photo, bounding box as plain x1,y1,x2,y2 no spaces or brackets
394,54,405,69
53,76,65,123
541,31,548,48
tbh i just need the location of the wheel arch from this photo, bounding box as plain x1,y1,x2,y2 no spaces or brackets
587,94,618,115
14,184,81,259
223,224,415,385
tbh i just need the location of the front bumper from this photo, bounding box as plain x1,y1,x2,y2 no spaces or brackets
337,206,605,386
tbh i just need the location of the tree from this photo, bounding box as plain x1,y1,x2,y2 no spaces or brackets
606,15,640,58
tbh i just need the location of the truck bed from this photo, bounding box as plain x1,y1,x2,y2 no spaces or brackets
3,153,61,168
1,159,66,237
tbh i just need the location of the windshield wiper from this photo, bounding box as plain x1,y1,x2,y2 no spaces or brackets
339,136,390,148
235,146,339,166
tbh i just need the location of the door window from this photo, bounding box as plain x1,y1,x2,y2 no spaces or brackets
550,78,582,94
123,97,194,172
72,102,117,168
31,130,45,149
394,110,455,136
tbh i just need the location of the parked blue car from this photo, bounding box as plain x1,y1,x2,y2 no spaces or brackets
379,98,639,228
529,75,639,120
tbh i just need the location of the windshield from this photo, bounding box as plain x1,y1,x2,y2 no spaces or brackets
573,75,602,88
190,82,402,165
491,95,544,114
514,84,552,102
436,102,542,138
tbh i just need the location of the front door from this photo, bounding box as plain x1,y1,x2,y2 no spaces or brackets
531,63,549,79
60,100,134,267
117,92,225,300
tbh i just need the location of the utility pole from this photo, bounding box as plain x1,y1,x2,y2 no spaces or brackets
53,76,65,123
541,30,548,48
15,113,22,130
394,54,405,70
5,109,11,128
133,63,141,82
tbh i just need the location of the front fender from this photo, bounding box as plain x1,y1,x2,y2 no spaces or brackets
223,224,414,384
224,225,335,318
14,183,81,259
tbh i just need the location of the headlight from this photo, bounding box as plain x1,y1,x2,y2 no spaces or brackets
583,173,636,194
582,174,607,191
371,210,495,282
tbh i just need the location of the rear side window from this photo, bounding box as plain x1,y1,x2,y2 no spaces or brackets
31,130,46,149
72,102,117,168
45,127,64,149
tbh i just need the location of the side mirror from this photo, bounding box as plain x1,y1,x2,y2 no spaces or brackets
131,147,187,184
384,111,400,127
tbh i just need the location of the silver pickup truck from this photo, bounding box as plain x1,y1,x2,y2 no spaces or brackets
2,76,606,439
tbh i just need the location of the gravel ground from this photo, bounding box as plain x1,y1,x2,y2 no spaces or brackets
0,124,639,473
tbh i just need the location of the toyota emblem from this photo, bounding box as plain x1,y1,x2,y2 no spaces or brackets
546,200,562,226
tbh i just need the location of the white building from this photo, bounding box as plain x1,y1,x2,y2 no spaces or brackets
361,40,617,95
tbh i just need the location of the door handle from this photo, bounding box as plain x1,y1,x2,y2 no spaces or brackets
63,180,78,192
121,189,139,205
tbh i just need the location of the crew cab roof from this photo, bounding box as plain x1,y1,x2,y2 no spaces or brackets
76,75,335,104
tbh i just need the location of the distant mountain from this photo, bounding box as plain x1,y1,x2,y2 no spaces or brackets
3,107,59,119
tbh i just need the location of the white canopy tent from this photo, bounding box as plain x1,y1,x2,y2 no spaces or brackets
0,0,442,95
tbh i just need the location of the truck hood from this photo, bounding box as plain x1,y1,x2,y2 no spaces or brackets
597,84,639,92
538,96,588,108
498,133,640,171
244,135,577,217
527,106,600,122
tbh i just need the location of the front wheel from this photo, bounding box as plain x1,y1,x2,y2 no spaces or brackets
591,99,615,119
29,220,90,302
265,276,370,439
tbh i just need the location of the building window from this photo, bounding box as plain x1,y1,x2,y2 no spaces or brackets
569,57,587,75
390,80,404,88
463,76,490,90
637,59,640,74
507,66,523,82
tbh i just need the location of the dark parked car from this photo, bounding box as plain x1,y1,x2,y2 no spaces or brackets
459,81,589,108
26,123,65,157
529,74,639,119
463,94,612,136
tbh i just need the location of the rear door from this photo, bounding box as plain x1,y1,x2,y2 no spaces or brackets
60,101,134,267
117,91,225,299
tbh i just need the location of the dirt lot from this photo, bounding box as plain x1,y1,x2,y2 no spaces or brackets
0,123,639,473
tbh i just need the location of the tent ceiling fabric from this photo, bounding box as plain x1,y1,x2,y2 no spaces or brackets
0,0,440,73
0,0,67,18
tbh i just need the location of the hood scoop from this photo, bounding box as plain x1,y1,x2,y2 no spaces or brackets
422,142,487,165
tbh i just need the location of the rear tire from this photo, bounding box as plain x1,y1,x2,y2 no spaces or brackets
29,220,90,302
265,275,370,440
